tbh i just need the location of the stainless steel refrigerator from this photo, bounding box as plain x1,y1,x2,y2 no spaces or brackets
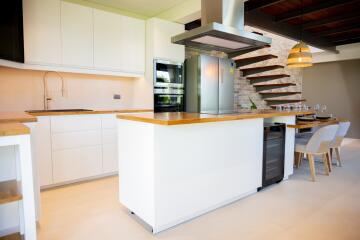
185,55,236,114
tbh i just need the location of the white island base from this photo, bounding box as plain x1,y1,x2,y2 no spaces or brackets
117,116,295,233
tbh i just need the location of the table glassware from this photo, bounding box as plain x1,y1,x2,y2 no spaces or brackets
321,104,327,113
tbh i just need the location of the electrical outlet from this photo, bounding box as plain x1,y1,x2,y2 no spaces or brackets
113,94,121,100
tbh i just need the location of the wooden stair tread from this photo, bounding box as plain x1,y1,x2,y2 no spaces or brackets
228,45,271,58
248,74,290,80
0,232,23,240
0,180,22,205
241,65,284,76
259,91,302,95
234,54,277,67
254,83,296,87
265,99,306,103
240,65,284,71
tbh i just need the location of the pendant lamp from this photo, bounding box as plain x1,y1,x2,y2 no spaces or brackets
287,0,312,68
287,41,313,68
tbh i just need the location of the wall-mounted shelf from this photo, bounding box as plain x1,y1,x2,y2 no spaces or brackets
235,54,278,67
240,65,284,76
0,180,22,205
0,232,24,240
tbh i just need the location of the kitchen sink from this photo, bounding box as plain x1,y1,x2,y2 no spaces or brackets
26,109,93,113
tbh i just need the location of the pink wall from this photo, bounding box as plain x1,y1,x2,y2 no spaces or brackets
0,66,152,111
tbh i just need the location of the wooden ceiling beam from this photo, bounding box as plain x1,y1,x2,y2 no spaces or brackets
275,0,359,23
245,10,338,53
302,12,360,30
331,36,360,45
317,25,360,37
245,0,285,12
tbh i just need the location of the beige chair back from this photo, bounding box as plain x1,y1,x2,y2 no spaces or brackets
331,121,351,148
306,124,338,154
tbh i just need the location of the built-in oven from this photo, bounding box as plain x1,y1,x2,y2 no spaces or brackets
154,59,184,112
154,88,184,113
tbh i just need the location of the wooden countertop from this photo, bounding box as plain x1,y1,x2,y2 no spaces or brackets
0,123,30,136
116,110,314,125
0,112,37,123
27,109,152,116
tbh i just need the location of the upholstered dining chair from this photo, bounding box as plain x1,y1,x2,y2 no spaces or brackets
294,124,338,181
330,121,351,167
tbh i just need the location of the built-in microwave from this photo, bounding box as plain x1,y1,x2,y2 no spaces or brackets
153,59,184,88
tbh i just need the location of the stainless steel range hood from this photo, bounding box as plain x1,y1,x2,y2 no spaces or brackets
172,0,272,54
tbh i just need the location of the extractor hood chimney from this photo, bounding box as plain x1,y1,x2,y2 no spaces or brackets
172,0,272,54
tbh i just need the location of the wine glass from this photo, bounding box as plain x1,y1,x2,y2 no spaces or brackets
321,104,327,113
314,104,320,112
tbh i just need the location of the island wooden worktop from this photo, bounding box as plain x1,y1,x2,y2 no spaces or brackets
117,110,314,125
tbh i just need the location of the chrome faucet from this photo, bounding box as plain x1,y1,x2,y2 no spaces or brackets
43,71,65,110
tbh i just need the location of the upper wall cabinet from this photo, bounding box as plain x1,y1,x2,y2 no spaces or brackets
93,9,145,74
19,0,145,77
61,1,93,68
147,18,185,63
23,0,62,65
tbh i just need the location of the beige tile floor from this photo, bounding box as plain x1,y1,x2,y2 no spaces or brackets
37,140,360,240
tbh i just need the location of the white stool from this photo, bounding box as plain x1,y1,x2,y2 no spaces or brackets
295,124,338,181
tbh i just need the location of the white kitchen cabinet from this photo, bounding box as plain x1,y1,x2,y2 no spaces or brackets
101,114,118,173
61,1,94,68
51,115,101,133
51,130,102,151
31,117,53,186
53,145,102,183
102,143,118,173
23,0,62,65
94,9,145,74
146,18,185,63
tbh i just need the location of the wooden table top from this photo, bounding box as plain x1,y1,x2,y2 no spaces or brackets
287,118,347,129
117,110,314,125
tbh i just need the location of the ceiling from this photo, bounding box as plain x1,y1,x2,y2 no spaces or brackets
185,0,360,52
85,0,185,17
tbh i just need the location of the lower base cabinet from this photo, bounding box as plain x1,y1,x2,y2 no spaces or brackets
53,145,103,183
33,114,118,187
102,144,118,173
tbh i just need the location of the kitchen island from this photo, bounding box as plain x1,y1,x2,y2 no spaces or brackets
117,110,313,233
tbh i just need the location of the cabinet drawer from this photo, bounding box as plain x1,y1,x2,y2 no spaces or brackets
102,129,117,145
53,146,102,183
101,114,117,129
52,130,101,150
51,115,101,133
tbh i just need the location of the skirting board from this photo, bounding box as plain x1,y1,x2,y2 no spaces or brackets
130,189,258,234
40,172,118,190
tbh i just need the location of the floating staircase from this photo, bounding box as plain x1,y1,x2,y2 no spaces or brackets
232,45,304,107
